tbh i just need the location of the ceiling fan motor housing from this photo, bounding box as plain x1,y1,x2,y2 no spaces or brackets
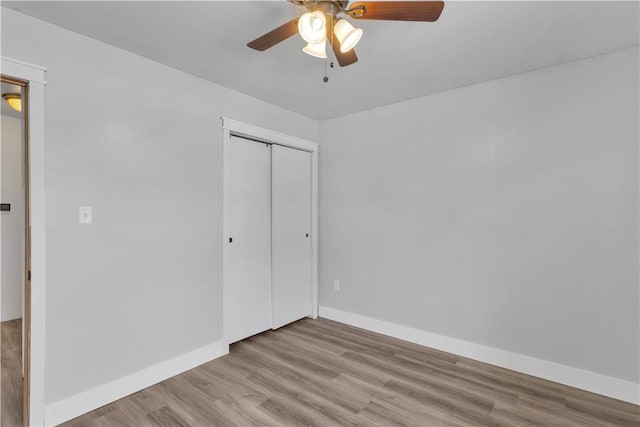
291,0,350,16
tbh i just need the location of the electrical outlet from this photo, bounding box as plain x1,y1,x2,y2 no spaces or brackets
79,206,93,224
334,280,341,291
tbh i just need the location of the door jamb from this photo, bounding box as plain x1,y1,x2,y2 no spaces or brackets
2,56,46,427
220,117,319,345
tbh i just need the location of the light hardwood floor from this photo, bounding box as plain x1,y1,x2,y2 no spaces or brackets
1,319,23,427
55,317,639,426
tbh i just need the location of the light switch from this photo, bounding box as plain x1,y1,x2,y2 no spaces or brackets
79,206,92,224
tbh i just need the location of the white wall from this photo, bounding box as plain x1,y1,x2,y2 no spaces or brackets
1,115,24,322
1,7,319,406
319,47,639,384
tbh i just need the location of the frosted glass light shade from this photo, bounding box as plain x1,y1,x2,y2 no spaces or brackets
334,19,363,52
302,41,327,59
298,11,327,44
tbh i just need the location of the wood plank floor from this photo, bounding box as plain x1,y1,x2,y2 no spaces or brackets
60,317,639,426
1,319,23,427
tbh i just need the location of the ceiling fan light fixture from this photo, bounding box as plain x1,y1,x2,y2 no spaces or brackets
334,18,363,53
302,41,327,59
246,1,445,67
3,93,21,112
298,11,327,44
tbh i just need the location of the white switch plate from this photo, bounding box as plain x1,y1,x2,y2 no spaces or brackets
79,206,92,224
334,280,341,291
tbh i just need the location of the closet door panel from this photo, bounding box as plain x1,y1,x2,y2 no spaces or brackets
225,135,272,343
271,145,312,329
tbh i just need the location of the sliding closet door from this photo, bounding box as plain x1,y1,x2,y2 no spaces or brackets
225,135,272,343
271,145,312,329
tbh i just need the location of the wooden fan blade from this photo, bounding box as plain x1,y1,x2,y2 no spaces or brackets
247,18,299,51
329,38,358,67
348,1,444,22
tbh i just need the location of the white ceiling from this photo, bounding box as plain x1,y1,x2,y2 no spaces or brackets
3,1,639,119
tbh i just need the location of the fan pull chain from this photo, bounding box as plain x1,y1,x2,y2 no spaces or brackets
323,15,330,83
323,58,335,83
323,55,329,83
322,27,335,83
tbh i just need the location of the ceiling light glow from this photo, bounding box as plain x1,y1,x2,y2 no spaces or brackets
3,94,21,112
298,11,327,44
334,19,363,53
302,41,327,59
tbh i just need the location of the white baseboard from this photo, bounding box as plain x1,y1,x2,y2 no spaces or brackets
319,306,639,405
44,340,229,426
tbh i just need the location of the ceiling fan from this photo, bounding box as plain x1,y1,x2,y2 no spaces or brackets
247,1,445,67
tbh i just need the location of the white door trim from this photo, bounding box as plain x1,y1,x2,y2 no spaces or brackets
1,56,47,427
221,118,319,345
221,117,319,153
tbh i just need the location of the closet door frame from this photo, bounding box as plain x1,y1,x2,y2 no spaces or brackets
221,117,319,345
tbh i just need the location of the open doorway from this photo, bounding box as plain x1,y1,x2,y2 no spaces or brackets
1,76,30,427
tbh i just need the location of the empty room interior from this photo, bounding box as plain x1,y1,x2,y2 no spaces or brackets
0,1,638,426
